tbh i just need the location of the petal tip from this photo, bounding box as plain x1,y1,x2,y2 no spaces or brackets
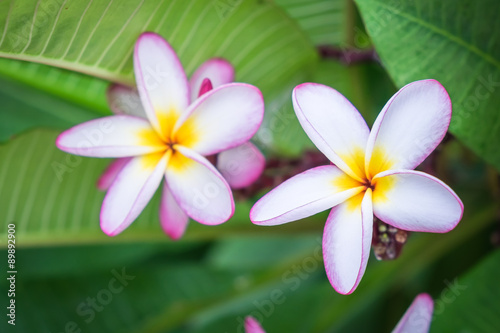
195,207,234,226
55,129,79,154
99,205,121,237
249,197,269,225
136,31,164,43
99,219,120,237
416,293,434,306
55,132,65,150
217,143,265,189
293,81,319,92
206,57,234,74
323,261,358,295
249,205,260,224
165,230,184,241
96,179,108,192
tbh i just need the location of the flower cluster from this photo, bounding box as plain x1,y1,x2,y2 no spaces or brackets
57,32,463,307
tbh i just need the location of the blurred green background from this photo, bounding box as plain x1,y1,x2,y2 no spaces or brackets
0,0,499,332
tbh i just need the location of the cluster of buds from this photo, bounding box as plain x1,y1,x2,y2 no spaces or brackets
372,218,409,260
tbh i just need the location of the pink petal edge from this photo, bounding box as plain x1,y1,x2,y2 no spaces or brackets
250,165,364,226
100,154,168,236
159,180,190,240
166,145,235,225
392,293,434,333
96,158,132,191
323,189,373,295
133,32,189,137
244,316,266,333
292,82,370,183
56,115,162,158
174,83,264,156
373,169,464,233
365,79,452,173
217,142,265,189
189,58,234,102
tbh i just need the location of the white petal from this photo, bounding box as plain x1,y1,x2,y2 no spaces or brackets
159,181,189,240
173,83,264,155
372,170,463,233
250,165,365,226
189,58,234,101
292,83,370,182
56,115,165,157
134,32,189,138
365,80,451,177
100,152,168,236
106,84,146,118
392,293,434,333
323,189,373,295
166,145,234,225
216,142,265,189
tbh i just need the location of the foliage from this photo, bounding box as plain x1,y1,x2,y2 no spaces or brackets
0,0,499,332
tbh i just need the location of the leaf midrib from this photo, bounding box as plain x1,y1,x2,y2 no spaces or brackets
0,51,134,85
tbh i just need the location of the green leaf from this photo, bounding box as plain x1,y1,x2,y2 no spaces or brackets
431,249,500,332
15,242,201,279
0,75,101,142
274,0,350,46
354,0,500,171
0,0,317,152
1,263,245,333
0,58,111,113
207,235,321,270
312,59,396,126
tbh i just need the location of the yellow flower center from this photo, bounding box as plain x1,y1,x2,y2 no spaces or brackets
137,108,201,171
337,146,396,210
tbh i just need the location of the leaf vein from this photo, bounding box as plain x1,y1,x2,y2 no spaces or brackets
39,0,68,55
75,0,114,63
93,0,146,67
0,0,15,48
20,0,42,54
375,1,500,70
61,0,94,60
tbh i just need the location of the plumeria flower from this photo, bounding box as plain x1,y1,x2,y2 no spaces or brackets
250,80,463,294
243,293,434,333
98,54,265,239
393,293,434,333
56,32,264,237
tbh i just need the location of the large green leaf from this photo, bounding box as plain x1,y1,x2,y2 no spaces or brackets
0,75,101,142
354,0,500,171
0,0,317,152
0,58,111,113
274,0,350,46
1,263,246,333
0,0,314,85
431,249,500,332
312,58,396,126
